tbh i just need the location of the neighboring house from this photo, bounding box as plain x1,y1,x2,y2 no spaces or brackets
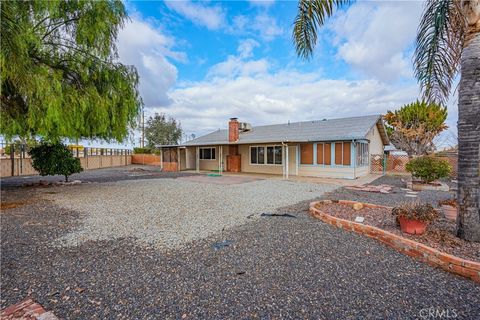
161,115,389,179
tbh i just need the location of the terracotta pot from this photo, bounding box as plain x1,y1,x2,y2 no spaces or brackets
398,216,428,235
442,205,458,221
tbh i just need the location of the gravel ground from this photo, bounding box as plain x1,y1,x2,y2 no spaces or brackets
321,174,454,208
315,203,480,261
41,179,335,249
0,165,194,189
2,196,479,319
2,173,478,319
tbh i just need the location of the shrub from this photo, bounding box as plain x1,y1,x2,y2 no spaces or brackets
392,202,438,223
133,147,152,154
406,156,451,183
29,142,83,182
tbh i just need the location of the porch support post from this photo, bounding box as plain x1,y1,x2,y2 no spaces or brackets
177,147,181,172
219,145,223,175
285,144,289,180
352,140,356,179
160,148,163,170
296,144,299,176
196,146,200,173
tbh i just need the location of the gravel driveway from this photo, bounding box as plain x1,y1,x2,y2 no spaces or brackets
43,178,335,249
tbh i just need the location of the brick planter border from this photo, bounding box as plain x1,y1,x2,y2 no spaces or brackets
309,200,480,283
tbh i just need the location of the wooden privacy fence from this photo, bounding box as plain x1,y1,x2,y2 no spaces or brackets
370,154,458,176
131,150,179,172
0,144,132,178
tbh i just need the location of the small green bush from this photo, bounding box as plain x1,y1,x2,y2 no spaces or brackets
133,147,152,154
30,142,83,182
406,156,451,183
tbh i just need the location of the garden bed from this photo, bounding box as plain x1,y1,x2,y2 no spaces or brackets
314,201,480,263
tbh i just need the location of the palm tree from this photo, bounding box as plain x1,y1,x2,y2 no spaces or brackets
293,0,480,242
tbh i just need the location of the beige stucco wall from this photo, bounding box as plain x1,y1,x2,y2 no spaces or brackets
239,144,281,175
366,125,384,155
186,146,225,171
298,164,356,179
183,141,378,180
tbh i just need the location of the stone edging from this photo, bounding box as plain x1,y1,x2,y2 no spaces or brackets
309,200,480,283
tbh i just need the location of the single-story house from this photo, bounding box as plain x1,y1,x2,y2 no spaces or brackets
160,115,389,179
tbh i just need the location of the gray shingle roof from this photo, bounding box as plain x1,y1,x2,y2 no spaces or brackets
184,114,388,146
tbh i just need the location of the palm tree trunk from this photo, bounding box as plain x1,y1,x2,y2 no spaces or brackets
456,30,480,242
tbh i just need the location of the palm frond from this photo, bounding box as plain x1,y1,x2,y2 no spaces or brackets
414,0,466,106
293,0,351,59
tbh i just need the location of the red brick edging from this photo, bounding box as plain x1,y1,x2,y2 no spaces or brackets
309,200,480,283
1,298,58,320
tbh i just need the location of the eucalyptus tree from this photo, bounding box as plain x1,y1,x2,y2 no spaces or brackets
1,0,142,142
293,0,480,241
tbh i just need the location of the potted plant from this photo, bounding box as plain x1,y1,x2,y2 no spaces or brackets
392,202,438,235
438,199,458,221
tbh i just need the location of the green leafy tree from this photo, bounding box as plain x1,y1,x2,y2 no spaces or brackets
145,113,182,148
1,0,142,142
292,0,480,242
384,101,448,157
29,142,83,182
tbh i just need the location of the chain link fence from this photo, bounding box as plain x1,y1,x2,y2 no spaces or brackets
370,153,458,177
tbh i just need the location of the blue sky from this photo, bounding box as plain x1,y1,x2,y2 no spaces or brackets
111,0,458,148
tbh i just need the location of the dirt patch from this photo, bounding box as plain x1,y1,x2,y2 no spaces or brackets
315,202,480,262
0,201,29,211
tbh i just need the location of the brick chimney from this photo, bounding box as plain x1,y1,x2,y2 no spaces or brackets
227,117,241,172
228,117,239,143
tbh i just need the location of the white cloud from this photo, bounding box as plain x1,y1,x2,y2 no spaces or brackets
330,1,423,82
230,13,283,40
237,39,260,58
248,0,275,7
157,69,418,138
252,14,283,40
165,0,226,30
207,39,268,78
117,16,182,107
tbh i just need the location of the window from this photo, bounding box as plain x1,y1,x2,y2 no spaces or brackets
316,143,331,165
251,146,282,165
200,147,215,160
250,146,264,164
334,142,351,166
300,143,314,164
356,142,369,166
274,146,282,165
267,146,274,164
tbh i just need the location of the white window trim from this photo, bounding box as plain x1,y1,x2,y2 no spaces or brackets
249,145,283,166
199,147,216,160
